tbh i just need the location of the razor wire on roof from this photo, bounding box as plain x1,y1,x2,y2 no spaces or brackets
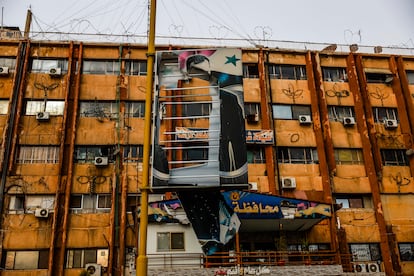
26,29,414,56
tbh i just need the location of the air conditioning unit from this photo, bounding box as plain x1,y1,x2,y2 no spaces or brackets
36,112,50,121
353,263,367,273
246,113,259,123
367,262,380,272
298,115,312,124
281,177,296,189
0,66,9,75
85,263,102,276
94,156,108,166
384,119,398,129
248,182,258,191
48,67,62,77
343,116,356,126
35,208,49,218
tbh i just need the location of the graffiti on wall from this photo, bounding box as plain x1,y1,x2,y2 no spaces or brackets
325,83,350,105
281,83,303,103
369,87,389,106
390,172,411,193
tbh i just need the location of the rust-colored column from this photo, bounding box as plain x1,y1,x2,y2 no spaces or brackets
394,56,414,175
48,41,74,275
7,41,31,173
257,48,276,194
349,53,394,276
308,52,339,262
56,42,83,276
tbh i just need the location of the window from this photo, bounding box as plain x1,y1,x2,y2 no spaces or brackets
123,145,143,163
66,249,109,268
178,145,208,161
407,71,414,85
157,232,185,251
25,100,65,115
16,146,59,164
31,59,68,74
8,194,25,213
334,148,364,165
365,72,392,83
74,146,116,163
277,147,318,164
8,195,55,213
399,243,414,261
175,102,211,117
335,196,364,208
3,250,49,269
244,103,260,116
126,195,140,213
69,194,111,213
349,244,381,261
0,100,8,114
0,57,17,70
243,64,259,78
246,146,266,163
79,101,119,119
322,67,348,82
272,104,311,120
328,106,355,122
125,101,145,118
82,60,120,75
372,107,398,123
97,195,111,209
125,60,147,76
381,149,409,166
268,64,307,80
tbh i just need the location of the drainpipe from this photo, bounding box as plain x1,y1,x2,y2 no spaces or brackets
257,48,276,194
56,42,83,276
48,41,74,275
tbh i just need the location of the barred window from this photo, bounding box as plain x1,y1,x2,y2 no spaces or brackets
328,106,355,122
277,147,318,164
247,146,266,163
381,149,409,166
268,64,307,80
372,107,398,123
16,146,59,164
399,243,414,261
123,145,143,163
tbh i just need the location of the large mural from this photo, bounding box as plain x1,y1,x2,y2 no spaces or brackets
152,48,247,190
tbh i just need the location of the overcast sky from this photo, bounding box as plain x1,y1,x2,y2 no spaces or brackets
1,0,414,49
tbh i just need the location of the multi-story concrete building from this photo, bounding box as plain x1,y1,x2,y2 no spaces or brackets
0,36,413,276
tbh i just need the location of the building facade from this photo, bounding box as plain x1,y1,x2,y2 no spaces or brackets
0,39,413,275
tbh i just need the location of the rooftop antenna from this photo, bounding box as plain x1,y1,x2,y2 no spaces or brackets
1,7,3,30
24,7,32,39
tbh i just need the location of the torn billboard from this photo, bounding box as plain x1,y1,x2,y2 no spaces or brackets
152,48,247,190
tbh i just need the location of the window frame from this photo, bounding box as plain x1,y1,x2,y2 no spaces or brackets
125,101,145,118
125,60,147,76
268,64,307,80
328,106,355,122
156,232,185,252
349,243,381,262
399,243,414,261
380,149,409,166
123,145,144,163
74,146,116,164
334,148,364,165
3,250,49,270
82,60,120,75
372,107,398,123
16,146,60,164
243,64,259,78
277,147,319,164
30,58,69,74
272,104,312,120
246,145,266,164
25,100,65,116
322,67,348,82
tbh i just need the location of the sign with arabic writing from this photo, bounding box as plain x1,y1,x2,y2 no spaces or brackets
245,129,274,144
222,190,331,220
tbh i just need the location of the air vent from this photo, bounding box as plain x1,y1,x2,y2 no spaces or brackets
0,66,9,75
49,67,62,77
35,208,49,218
343,116,356,126
94,156,108,166
36,112,50,121
281,177,296,189
384,119,398,129
248,182,258,191
298,115,312,124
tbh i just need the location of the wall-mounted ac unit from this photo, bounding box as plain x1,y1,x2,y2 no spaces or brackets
248,182,258,191
366,262,380,272
384,119,398,129
281,177,296,189
36,111,50,121
298,115,312,124
94,156,108,166
85,263,102,276
35,208,49,218
343,116,356,126
0,66,9,75
353,263,367,273
246,113,259,123
49,67,62,77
